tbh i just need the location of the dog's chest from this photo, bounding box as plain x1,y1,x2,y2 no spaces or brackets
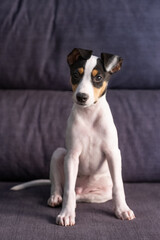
78,127,105,175
65,100,116,175
67,106,109,175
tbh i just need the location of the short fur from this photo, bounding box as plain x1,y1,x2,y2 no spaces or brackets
11,48,135,227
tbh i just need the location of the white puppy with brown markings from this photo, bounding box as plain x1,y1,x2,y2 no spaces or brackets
11,48,135,226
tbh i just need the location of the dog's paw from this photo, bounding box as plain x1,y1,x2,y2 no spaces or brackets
47,194,62,207
56,210,75,226
115,205,135,220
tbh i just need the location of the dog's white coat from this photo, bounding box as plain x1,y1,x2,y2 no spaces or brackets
49,56,135,226
11,55,135,226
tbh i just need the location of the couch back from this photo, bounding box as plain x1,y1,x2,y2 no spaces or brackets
0,0,160,182
0,0,160,90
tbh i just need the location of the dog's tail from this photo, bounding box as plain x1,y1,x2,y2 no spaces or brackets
10,179,51,191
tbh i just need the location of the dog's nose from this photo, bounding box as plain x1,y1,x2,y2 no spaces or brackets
76,92,89,103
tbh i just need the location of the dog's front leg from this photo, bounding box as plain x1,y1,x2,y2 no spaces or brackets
56,151,79,226
105,148,135,220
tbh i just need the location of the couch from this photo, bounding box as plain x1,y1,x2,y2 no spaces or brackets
0,0,160,239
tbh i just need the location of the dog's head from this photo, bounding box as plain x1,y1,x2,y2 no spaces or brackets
67,48,123,107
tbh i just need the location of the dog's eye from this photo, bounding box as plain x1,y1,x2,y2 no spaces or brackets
95,75,102,82
72,71,80,79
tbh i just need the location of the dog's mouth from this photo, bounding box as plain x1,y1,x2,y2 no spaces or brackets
76,101,87,107
76,101,95,108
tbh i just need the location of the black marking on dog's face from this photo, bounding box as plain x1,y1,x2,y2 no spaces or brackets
67,48,92,89
90,58,111,102
70,59,86,86
91,58,111,88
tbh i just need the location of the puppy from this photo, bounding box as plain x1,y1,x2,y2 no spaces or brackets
12,48,135,226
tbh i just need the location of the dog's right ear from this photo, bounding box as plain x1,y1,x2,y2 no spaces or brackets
67,48,92,66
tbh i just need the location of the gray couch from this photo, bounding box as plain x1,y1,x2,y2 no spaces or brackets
0,1,160,239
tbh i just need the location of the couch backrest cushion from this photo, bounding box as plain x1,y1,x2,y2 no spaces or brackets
0,90,160,182
0,0,160,90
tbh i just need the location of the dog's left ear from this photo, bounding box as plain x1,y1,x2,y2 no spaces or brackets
67,48,92,66
101,53,123,74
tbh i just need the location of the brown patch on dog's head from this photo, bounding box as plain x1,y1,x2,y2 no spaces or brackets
72,84,78,92
78,67,84,75
93,81,108,102
70,78,78,92
91,69,98,77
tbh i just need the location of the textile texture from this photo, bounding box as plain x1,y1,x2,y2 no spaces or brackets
0,182,159,240
0,0,160,239
0,0,160,90
0,90,160,182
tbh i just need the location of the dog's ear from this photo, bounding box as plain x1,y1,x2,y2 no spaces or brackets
101,53,123,74
67,48,92,66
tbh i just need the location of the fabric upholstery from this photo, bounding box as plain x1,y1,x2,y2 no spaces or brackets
0,182,159,240
0,90,72,181
0,0,159,239
0,90,160,182
0,0,160,90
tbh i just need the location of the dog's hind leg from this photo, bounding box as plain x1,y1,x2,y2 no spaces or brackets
47,148,66,207
76,187,112,203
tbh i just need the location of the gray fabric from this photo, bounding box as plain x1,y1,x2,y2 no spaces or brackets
0,90,72,181
0,0,160,90
0,90,160,182
0,1,159,239
107,90,160,182
0,182,159,240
